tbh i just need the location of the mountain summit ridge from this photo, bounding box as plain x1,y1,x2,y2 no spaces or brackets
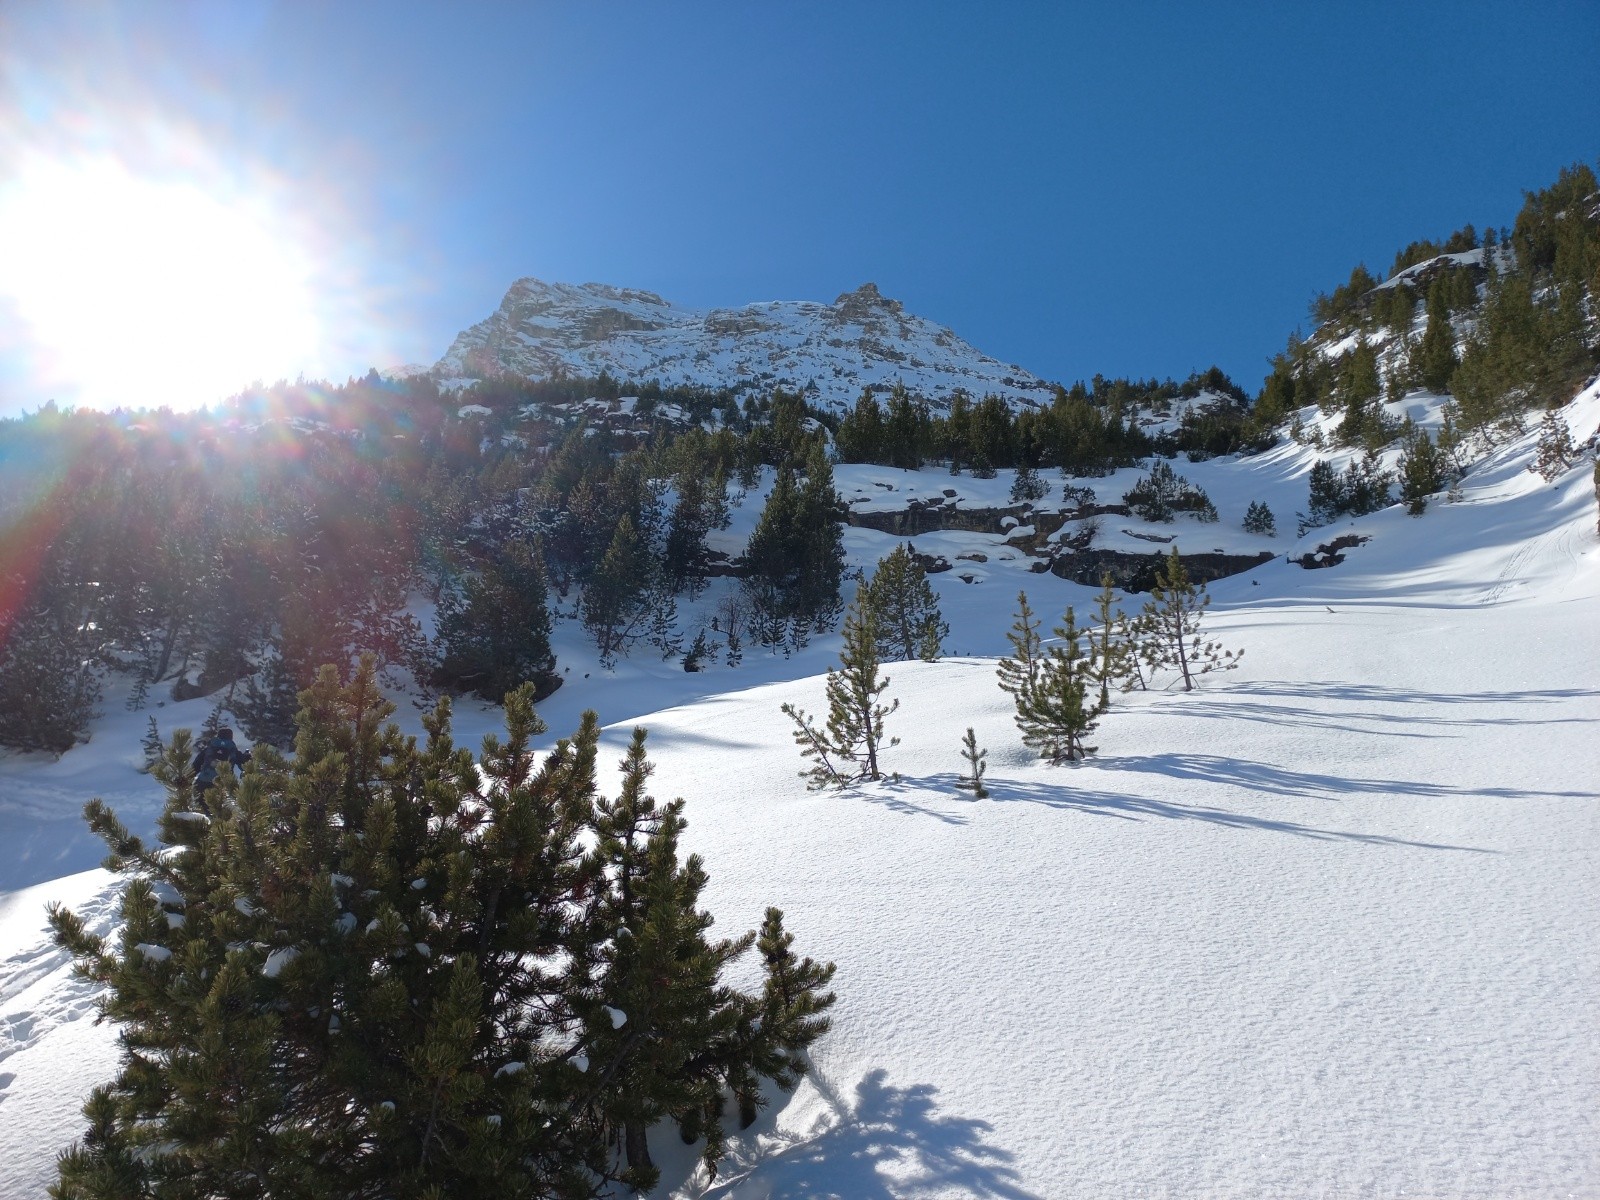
434,277,1058,412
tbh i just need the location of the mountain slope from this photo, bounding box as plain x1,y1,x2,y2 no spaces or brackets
1,387,1596,1197
434,279,1058,412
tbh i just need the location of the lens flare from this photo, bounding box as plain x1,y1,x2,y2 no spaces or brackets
0,154,325,410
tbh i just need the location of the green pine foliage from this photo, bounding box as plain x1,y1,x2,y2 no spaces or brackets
996,590,1045,708
1242,501,1277,536
780,600,899,789
957,727,989,799
1336,340,1383,447
1011,606,1100,764
1416,272,1462,394
1009,464,1048,502
48,657,834,1198
1399,425,1446,515
1532,408,1577,481
1298,452,1394,533
857,544,948,662
1122,460,1216,522
1087,574,1135,710
580,513,678,666
434,540,559,701
834,390,886,464
742,448,848,648
1135,548,1242,692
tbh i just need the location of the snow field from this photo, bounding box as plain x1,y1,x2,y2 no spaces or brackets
1,386,1597,1196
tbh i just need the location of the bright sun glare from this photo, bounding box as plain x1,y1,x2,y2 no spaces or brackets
0,155,322,411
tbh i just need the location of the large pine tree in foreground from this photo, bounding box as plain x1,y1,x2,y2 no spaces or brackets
48,658,833,1198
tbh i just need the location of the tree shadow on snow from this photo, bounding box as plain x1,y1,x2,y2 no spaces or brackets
857,778,973,825
698,1067,1041,1200
1099,752,1590,805
980,774,1495,852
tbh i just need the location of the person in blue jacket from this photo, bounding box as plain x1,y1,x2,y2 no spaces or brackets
192,726,251,806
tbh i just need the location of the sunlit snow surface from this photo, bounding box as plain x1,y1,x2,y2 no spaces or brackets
2,389,1597,1198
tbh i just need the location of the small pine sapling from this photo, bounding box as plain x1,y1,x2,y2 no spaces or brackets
780,603,899,789
1014,607,1099,764
1010,465,1048,503
1242,501,1276,536
1532,408,1575,481
957,727,989,799
1088,573,1133,710
138,716,163,774
1138,547,1242,691
996,591,1044,706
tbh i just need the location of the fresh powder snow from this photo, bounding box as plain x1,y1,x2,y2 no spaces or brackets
0,388,1596,1197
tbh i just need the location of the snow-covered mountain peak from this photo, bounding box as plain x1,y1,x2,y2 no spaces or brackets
434,277,1058,413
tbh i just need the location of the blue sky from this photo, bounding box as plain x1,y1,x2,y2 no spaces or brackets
1,1,1596,413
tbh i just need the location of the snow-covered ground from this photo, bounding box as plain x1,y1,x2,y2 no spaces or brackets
2,390,1597,1197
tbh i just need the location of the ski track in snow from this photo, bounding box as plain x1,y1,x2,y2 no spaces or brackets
1,388,1598,1197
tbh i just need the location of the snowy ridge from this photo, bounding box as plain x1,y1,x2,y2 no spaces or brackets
434,279,1058,413
1,387,1598,1197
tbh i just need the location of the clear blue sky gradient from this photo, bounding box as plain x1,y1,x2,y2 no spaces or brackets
3,0,1597,408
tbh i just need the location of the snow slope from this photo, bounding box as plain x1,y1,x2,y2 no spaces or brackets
435,279,1057,413
1,390,1597,1198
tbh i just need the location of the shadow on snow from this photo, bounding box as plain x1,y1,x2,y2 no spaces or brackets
697,1067,1041,1200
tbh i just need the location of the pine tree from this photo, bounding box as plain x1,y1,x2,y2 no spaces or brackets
1242,500,1277,536
1009,464,1047,503
780,601,899,789
139,716,164,774
1417,273,1460,394
996,591,1045,706
0,608,102,754
582,730,751,1187
582,514,676,667
1087,573,1133,710
858,544,948,662
743,451,847,645
435,540,559,701
1337,340,1382,446
1533,408,1576,481
1013,607,1099,764
49,657,834,1197
1399,425,1446,515
957,727,989,799
1137,548,1242,691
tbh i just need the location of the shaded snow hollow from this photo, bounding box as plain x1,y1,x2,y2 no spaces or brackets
1,388,1598,1197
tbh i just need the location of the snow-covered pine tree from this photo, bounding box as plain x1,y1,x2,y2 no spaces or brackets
1013,606,1100,763
858,544,948,662
780,600,899,789
49,656,833,1197
1137,547,1242,691
957,727,990,798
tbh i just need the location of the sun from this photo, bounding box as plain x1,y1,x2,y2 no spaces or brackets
0,155,323,411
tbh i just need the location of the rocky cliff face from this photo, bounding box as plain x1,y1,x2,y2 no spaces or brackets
434,279,1056,414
